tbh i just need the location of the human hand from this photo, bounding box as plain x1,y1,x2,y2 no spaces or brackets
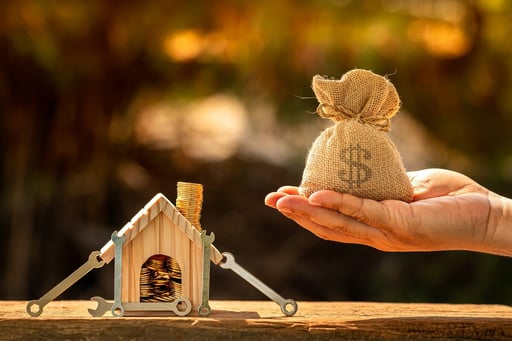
265,169,512,256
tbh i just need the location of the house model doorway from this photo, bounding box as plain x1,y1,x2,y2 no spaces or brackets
140,254,182,303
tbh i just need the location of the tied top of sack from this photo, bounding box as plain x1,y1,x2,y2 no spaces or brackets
313,69,400,131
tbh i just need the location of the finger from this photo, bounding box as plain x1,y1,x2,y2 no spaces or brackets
276,186,300,195
275,195,385,243
408,169,482,200
281,209,378,247
407,169,452,200
264,186,301,208
408,171,451,200
407,171,431,199
264,191,288,208
308,190,398,228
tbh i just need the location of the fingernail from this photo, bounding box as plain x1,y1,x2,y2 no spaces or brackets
309,199,322,206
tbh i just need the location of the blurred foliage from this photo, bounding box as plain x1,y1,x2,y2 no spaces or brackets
2,0,512,305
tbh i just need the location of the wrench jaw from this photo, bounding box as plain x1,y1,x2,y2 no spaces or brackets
281,299,298,317
111,303,125,317
171,298,193,316
198,305,211,317
88,296,113,317
89,251,106,269
26,301,43,317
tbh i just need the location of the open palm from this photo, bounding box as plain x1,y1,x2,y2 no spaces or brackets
265,169,508,255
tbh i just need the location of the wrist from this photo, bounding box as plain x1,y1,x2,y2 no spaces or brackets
484,193,512,257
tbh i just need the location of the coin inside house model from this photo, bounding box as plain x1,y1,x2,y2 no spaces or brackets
26,182,298,318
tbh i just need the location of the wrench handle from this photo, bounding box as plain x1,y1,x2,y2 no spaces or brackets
219,252,298,316
220,253,281,301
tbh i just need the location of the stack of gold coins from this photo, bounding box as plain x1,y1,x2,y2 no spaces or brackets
152,270,171,301
140,255,182,302
167,257,182,300
139,267,153,301
176,182,203,231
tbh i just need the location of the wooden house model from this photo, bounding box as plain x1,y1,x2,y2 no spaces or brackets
27,185,297,318
99,193,223,314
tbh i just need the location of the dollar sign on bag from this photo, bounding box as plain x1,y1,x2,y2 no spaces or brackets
339,144,372,188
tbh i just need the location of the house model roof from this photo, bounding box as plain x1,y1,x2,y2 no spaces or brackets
99,193,223,265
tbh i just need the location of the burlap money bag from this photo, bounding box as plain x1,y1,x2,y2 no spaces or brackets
299,69,413,202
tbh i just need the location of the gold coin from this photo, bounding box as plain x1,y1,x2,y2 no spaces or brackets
176,182,203,231
139,254,183,304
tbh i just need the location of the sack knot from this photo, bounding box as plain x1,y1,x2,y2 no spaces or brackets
316,103,391,131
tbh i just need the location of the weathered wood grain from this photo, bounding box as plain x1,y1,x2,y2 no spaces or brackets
2,300,512,340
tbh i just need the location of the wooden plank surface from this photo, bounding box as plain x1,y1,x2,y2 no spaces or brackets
2,300,512,340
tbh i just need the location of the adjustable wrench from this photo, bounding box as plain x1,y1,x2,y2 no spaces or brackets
27,251,105,317
219,252,298,316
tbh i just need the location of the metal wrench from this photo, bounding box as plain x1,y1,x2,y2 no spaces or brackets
198,230,215,316
111,231,125,317
219,252,298,316
26,251,105,317
89,296,192,317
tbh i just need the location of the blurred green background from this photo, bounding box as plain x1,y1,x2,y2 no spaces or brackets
2,0,512,304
